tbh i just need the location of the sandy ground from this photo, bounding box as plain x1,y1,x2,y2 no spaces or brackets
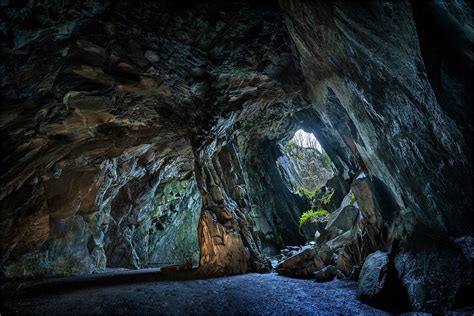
2,272,387,315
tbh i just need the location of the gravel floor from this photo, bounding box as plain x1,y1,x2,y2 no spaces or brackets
2,273,387,315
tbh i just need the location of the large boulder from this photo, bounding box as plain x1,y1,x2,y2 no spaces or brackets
313,265,337,282
326,230,352,253
334,176,401,278
325,176,350,211
357,251,389,302
393,236,472,313
276,243,334,278
324,205,359,240
300,220,323,241
357,248,413,313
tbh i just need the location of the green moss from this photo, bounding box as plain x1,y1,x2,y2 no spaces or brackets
148,179,200,265
284,140,297,152
349,191,356,205
305,186,340,215
319,187,335,206
151,180,190,218
292,182,315,200
299,209,330,228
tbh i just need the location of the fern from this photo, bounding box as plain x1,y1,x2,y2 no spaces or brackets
299,209,330,228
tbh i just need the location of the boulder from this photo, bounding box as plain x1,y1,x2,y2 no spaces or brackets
326,230,352,252
325,205,359,239
299,220,321,241
357,249,412,313
394,237,472,312
276,243,334,278
357,251,389,302
313,265,337,282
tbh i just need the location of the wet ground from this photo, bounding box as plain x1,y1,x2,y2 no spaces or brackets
2,272,386,315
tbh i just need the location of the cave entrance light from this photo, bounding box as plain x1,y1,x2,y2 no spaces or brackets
291,129,323,153
279,128,336,194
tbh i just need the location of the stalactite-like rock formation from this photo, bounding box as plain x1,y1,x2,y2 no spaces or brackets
1,0,472,313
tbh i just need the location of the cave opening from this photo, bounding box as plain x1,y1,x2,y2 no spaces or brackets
269,125,365,272
278,128,335,193
275,128,340,243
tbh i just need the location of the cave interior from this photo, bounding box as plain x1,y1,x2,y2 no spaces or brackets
0,0,472,314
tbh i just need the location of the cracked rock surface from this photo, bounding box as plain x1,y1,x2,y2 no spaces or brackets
1,0,472,313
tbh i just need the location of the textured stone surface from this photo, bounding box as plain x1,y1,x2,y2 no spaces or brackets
0,0,472,312
1,0,307,278
280,1,471,311
357,251,389,301
276,243,334,278
313,265,337,282
277,139,335,192
324,205,359,240
394,236,472,312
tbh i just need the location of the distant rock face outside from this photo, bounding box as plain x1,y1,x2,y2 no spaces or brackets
1,0,472,313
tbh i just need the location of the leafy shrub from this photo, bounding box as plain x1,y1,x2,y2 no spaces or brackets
299,209,330,228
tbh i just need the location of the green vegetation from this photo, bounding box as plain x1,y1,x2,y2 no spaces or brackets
311,186,335,211
284,134,339,232
349,191,356,205
292,182,315,200
284,141,304,160
299,209,330,228
284,140,297,152
319,187,335,206
293,184,336,232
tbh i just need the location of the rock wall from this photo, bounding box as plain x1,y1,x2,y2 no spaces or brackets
280,0,472,312
1,0,472,312
1,0,307,278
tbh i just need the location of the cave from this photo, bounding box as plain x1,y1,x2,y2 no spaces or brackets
0,0,472,314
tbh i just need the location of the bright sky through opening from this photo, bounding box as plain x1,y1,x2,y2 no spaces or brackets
291,129,322,152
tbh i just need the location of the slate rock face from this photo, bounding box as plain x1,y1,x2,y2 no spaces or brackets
394,236,472,312
1,0,306,278
280,0,472,312
324,205,359,240
0,0,472,312
411,0,473,154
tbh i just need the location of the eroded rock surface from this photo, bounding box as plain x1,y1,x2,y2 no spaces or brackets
280,1,472,312
1,0,303,278
1,0,472,313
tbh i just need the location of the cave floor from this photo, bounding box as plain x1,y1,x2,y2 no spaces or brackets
2,272,386,315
